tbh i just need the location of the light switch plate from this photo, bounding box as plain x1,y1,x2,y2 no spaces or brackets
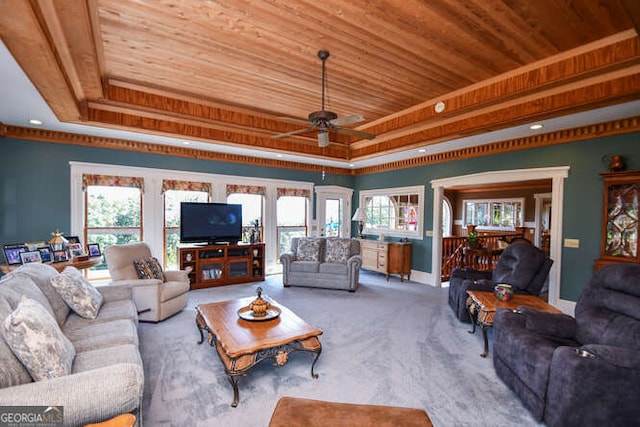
425,230,433,237
564,238,580,248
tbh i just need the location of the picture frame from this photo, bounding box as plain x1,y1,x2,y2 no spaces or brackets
20,250,42,264
87,243,102,257
37,246,53,263
3,244,28,265
25,240,46,251
66,236,81,245
68,242,86,257
53,250,69,263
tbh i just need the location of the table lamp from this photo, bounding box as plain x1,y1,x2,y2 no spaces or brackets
351,208,368,238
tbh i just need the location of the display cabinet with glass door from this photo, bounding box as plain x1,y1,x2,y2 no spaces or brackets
595,171,640,271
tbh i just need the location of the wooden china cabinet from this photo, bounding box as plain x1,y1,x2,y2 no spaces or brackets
595,171,640,271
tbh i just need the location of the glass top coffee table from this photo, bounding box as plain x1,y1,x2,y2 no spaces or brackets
195,296,322,407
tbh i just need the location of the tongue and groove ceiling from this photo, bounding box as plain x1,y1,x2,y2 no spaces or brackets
0,0,639,168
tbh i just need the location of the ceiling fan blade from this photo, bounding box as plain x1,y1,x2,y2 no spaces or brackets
330,114,365,127
333,127,376,140
271,127,316,139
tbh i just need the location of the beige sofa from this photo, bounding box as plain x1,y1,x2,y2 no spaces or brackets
280,237,362,292
0,263,143,426
105,242,190,322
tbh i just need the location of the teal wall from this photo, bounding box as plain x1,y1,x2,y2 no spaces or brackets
2,132,640,300
355,132,640,300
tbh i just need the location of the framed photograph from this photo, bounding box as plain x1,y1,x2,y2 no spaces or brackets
20,250,42,264
53,250,69,263
3,244,28,265
25,241,46,251
68,242,86,257
37,246,53,263
66,236,81,245
87,243,102,257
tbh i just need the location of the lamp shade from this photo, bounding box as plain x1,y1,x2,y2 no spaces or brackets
318,131,330,147
351,207,368,222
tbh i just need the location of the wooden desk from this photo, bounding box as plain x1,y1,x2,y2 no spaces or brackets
466,290,560,357
195,297,322,407
0,256,103,275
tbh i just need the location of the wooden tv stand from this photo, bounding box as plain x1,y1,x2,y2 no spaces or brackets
179,243,265,290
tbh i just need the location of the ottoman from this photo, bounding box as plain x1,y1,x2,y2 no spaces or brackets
269,396,433,427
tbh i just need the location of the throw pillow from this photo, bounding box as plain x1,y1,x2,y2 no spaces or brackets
133,257,166,281
296,239,321,262
2,296,75,381
50,267,104,319
325,239,352,263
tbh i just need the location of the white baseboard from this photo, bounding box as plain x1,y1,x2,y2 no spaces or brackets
409,269,438,286
555,298,577,315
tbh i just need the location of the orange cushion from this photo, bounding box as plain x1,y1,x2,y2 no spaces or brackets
84,413,136,427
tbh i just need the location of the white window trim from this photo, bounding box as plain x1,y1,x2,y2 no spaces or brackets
70,161,314,275
358,185,425,240
462,197,525,230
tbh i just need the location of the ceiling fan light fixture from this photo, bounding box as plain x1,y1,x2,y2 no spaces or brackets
318,131,330,147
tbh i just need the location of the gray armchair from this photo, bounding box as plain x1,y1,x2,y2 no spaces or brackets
492,263,640,427
448,240,552,322
104,242,190,322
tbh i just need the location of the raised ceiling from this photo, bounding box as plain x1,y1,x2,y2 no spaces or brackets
1,0,639,166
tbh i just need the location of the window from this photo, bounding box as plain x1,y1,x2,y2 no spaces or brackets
359,186,424,239
442,196,453,237
227,190,264,242
164,186,209,269
277,196,308,258
83,175,144,279
324,198,342,237
463,198,524,229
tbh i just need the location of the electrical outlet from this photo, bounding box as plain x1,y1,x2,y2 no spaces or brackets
564,238,580,248
425,230,433,237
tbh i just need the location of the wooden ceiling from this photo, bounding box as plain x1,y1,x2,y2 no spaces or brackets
1,0,639,163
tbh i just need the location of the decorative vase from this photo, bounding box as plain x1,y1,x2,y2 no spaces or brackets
495,284,513,301
608,155,625,172
49,232,68,252
249,287,270,317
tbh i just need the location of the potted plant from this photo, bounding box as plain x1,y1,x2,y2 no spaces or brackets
466,225,479,249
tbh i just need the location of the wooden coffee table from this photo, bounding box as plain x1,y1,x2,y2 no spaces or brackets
466,290,561,357
195,297,322,407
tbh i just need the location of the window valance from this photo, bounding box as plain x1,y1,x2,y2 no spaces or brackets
277,188,311,199
82,174,144,192
161,179,211,196
226,184,266,196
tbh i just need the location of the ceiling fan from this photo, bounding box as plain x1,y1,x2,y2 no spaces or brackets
272,50,376,147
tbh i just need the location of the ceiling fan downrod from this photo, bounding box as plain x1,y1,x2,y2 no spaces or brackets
318,50,329,112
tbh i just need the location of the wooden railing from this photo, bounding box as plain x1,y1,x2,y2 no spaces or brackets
441,233,524,281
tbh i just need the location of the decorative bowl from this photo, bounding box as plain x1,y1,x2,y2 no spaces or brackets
495,284,513,301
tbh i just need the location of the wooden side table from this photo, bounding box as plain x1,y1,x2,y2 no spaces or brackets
466,290,561,357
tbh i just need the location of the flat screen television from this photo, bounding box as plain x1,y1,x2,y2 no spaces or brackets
180,202,243,245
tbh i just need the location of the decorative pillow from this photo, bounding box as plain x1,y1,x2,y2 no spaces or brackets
50,267,104,319
133,257,166,281
296,239,321,262
2,296,75,381
325,239,352,263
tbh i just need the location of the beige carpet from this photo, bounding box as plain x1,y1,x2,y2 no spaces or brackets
138,271,542,426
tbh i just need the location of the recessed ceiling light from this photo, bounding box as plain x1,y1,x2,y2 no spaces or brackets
434,101,446,113
181,141,191,145
349,163,355,167
29,119,43,125
276,154,284,158
418,148,427,153
529,124,544,130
